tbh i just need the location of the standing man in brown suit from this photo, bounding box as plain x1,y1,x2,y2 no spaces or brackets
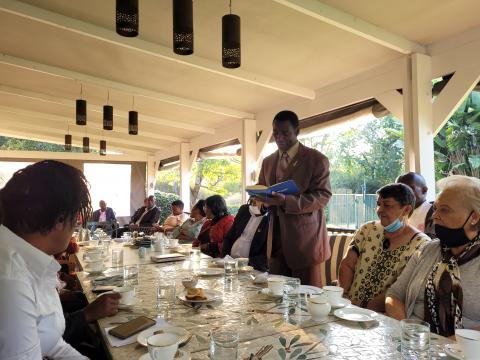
255,110,332,286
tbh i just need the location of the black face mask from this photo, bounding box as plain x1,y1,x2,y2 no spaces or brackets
435,211,474,248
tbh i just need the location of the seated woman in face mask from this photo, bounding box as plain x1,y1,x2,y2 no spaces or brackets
338,183,431,312
222,198,269,272
386,175,480,336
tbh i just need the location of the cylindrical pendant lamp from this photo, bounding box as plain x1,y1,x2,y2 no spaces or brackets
76,99,87,125
103,105,113,130
83,137,90,153
100,140,107,156
64,134,72,151
116,0,139,37
222,14,241,68
173,0,194,55
129,111,138,135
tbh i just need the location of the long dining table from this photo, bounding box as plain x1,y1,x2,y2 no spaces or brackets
75,241,454,360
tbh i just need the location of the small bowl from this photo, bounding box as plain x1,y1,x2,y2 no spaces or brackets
182,277,198,288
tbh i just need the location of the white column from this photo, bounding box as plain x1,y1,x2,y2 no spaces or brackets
410,53,436,198
179,142,191,210
146,155,156,196
241,119,257,203
402,58,416,172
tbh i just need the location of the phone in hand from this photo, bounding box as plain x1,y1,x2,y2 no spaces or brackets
108,316,156,339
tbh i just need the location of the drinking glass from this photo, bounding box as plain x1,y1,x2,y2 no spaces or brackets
224,259,238,278
111,248,124,266
190,247,201,260
209,329,239,360
283,277,301,306
156,282,176,317
401,319,430,359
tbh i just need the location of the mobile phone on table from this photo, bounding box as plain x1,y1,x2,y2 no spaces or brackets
108,316,156,339
92,285,116,293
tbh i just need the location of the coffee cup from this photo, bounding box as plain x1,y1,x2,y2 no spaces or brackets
307,294,331,321
114,286,135,305
267,277,285,296
85,259,104,272
147,333,179,360
455,329,480,359
323,286,344,306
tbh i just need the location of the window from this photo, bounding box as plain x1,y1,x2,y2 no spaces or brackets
84,163,131,217
0,161,32,188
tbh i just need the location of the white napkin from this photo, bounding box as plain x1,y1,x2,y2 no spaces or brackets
104,318,168,347
253,272,269,284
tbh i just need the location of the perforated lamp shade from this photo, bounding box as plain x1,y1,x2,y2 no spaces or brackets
100,140,107,156
103,105,113,130
76,99,87,125
173,0,194,55
64,134,72,151
222,14,241,68
129,111,138,135
116,0,139,37
83,137,90,153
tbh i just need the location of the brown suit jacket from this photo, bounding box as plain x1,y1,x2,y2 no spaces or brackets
258,143,332,269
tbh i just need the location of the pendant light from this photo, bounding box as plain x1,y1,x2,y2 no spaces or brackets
76,84,87,125
129,96,138,135
83,136,90,153
116,0,139,37
222,0,241,69
173,0,194,55
100,140,107,156
64,134,72,151
103,90,113,130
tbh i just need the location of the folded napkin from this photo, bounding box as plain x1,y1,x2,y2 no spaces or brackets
104,318,168,347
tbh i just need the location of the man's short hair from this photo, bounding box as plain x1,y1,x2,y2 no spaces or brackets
147,195,155,201
0,160,92,235
171,200,184,209
273,110,300,129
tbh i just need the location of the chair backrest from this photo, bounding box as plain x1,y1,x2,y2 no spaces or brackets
320,233,353,286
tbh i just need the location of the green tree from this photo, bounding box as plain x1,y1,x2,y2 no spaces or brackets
0,136,83,152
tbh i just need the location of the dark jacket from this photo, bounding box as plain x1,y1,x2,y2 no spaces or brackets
193,215,234,258
130,206,160,227
91,207,116,222
222,205,269,272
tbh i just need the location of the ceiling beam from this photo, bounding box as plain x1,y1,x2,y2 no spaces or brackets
0,102,186,143
272,0,426,55
0,53,252,120
0,149,148,162
0,116,162,152
0,84,212,136
0,0,314,100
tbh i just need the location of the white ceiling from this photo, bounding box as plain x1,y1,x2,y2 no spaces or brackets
0,0,478,155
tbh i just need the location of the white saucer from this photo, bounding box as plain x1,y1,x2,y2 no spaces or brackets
334,307,378,322
137,326,190,347
330,298,351,309
195,268,224,276
260,288,283,299
139,349,190,360
177,289,222,303
444,343,465,360
238,266,254,273
118,298,140,309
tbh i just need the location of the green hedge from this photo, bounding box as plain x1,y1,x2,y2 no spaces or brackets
154,191,180,224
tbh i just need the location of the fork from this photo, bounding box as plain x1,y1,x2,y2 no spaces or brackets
250,344,273,359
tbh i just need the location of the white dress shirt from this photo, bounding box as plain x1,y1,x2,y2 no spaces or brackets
408,201,432,232
0,225,87,360
231,215,264,258
99,210,107,222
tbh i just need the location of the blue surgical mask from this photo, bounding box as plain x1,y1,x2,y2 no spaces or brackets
384,218,403,233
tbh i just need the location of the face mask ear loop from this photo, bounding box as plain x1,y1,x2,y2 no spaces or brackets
462,211,474,228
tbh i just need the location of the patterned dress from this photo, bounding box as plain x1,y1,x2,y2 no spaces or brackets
348,221,430,302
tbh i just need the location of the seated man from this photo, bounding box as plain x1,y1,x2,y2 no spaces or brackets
222,198,269,271
396,172,434,235
155,200,189,233
115,196,160,237
91,200,116,223
0,160,91,359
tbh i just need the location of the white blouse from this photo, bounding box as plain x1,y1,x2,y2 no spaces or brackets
0,225,86,360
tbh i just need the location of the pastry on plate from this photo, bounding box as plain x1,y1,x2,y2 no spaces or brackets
185,287,207,301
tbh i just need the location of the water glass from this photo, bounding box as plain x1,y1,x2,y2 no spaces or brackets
224,259,238,278
111,248,124,266
401,319,430,359
156,282,176,315
190,247,201,260
209,329,239,360
284,278,301,306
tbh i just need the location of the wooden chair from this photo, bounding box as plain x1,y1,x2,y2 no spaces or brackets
320,233,353,286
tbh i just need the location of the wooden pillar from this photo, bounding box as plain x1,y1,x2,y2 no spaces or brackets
146,155,156,196
179,142,191,210
241,119,257,203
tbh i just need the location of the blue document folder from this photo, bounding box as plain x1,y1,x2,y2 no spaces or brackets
246,180,299,196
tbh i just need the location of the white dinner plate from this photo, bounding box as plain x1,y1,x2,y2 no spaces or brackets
444,343,465,360
137,326,190,347
330,298,352,309
177,289,222,303
334,307,378,322
195,268,224,276
139,349,190,360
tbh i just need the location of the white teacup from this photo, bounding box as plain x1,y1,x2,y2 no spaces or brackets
267,277,285,296
114,286,135,305
323,286,344,306
307,294,331,321
456,329,480,359
147,333,179,360
85,260,104,272
169,238,179,248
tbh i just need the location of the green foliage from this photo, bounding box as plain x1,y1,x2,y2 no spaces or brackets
154,191,180,224
0,136,83,152
434,92,480,179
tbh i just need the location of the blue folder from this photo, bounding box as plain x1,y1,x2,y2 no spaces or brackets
246,180,299,196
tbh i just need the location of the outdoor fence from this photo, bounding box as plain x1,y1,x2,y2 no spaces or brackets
326,193,377,230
